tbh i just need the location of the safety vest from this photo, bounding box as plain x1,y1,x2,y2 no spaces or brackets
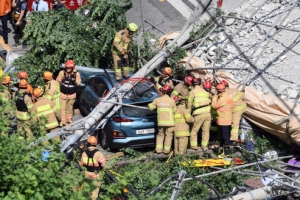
212,92,233,126
174,104,193,137
60,71,77,95
188,85,211,115
148,94,176,126
82,149,102,172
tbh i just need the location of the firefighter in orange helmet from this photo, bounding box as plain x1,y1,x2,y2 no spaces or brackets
15,79,33,138
152,66,174,90
220,80,247,144
148,85,176,154
43,71,61,121
56,60,81,126
31,87,59,133
173,96,194,155
212,84,233,157
17,71,33,96
112,23,138,81
0,76,12,103
80,136,106,200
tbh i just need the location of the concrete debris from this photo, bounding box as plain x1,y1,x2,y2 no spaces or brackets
287,89,298,99
225,18,235,26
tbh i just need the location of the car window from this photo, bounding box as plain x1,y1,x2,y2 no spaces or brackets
122,103,157,117
87,77,109,97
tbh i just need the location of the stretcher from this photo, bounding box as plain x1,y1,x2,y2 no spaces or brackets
182,158,244,167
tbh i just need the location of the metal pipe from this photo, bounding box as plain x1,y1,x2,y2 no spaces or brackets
170,155,294,184
272,169,300,185
140,0,145,33
143,19,166,34
185,67,249,71
221,15,300,32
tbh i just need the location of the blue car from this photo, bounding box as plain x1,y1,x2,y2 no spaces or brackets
78,68,160,149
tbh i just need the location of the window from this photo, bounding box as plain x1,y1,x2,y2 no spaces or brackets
88,77,108,97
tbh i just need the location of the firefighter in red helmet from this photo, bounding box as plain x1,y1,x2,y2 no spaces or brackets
171,75,193,107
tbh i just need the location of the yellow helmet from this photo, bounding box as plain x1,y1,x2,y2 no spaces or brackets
33,87,44,98
2,76,11,84
127,23,138,32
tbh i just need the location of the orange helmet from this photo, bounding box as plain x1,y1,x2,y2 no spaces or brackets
65,60,75,68
161,67,172,76
87,136,97,146
19,79,28,88
2,76,11,84
33,87,44,98
216,84,225,92
18,71,28,79
43,71,53,81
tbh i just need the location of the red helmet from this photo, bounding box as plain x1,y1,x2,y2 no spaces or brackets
18,71,28,79
216,84,226,92
161,67,172,76
65,60,75,68
192,78,201,85
220,80,229,87
203,81,212,90
173,96,182,103
184,76,193,86
160,85,172,93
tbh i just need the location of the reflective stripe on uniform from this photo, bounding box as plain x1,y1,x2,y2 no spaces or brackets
27,104,33,109
174,131,190,137
201,141,208,147
230,128,239,134
164,145,171,151
217,119,232,125
61,93,76,99
193,106,211,115
184,114,191,119
172,90,179,96
44,94,53,100
37,104,51,112
16,112,31,121
82,158,100,167
233,103,247,112
36,109,54,117
45,121,59,129
114,37,121,42
190,141,197,147
115,68,121,72
233,92,243,102
148,103,156,110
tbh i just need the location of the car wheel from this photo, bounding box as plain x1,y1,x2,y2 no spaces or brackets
99,129,109,150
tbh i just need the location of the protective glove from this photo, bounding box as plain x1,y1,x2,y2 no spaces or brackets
120,50,125,56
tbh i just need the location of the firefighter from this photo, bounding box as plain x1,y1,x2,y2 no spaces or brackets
80,136,106,200
31,87,59,133
171,75,193,107
112,23,138,81
148,85,176,154
43,71,61,121
0,76,11,103
212,84,233,156
220,80,247,144
15,79,33,138
56,60,81,126
17,71,33,95
152,67,174,90
173,96,194,155
188,78,211,151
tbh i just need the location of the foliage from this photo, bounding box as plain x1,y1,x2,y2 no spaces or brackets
13,0,133,86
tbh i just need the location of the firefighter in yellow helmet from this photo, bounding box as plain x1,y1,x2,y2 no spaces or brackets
43,71,61,121
173,96,194,155
80,136,106,200
148,85,176,154
0,76,11,103
112,23,138,81
31,87,59,133
56,60,81,126
15,79,33,138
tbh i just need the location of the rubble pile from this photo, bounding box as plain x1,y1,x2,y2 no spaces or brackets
194,0,300,103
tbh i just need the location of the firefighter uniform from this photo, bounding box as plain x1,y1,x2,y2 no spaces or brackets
80,146,106,200
112,29,131,80
188,85,211,149
171,82,189,105
225,88,247,141
212,92,233,145
31,96,59,132
0,86,10,103
44,79,61,121
174,104,194,155
15,89,33,138
56,70,81,125
148,94,176,154
154,76,174,90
